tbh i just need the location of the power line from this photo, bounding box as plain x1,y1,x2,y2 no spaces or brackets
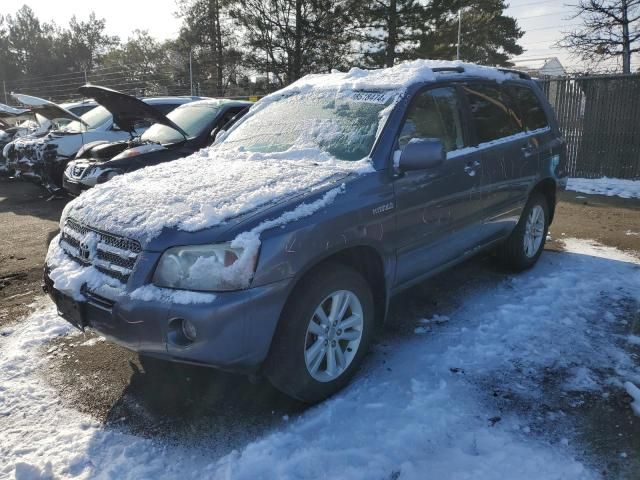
507,0,563,10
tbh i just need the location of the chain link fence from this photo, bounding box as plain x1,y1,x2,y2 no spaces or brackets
541,74,640,180
2,66,271,105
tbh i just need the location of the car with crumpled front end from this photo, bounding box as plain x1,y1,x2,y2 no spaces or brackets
1,97,97,174
3,89,199,192
43,60,567,403
62,87,250,194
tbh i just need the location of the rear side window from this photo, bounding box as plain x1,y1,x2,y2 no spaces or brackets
397,87,464,153
463,85,519,144
505,85,549,131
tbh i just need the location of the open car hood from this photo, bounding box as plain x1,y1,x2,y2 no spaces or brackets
78,85,188,136
11,94,88,126
0,102,31,129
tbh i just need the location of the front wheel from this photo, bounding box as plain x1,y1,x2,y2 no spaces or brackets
264,263,374,403
496,192,549,271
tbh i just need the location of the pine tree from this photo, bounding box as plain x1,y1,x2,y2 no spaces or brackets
418,0,523,65
354,0,523,67
230,0,355,85
353,0,426,68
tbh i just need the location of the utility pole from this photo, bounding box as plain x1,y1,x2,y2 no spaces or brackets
622,0,630,74
2,81,7,105
457,8,462,61
189,48,194,96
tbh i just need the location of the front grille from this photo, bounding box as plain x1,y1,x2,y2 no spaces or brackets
60,218,142,283
71,165,87,179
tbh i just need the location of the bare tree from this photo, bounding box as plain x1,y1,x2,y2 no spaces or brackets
559,0,640,73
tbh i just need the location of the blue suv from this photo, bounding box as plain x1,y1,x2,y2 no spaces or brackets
44,61,566,403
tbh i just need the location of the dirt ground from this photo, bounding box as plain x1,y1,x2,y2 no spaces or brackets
1,177,639,476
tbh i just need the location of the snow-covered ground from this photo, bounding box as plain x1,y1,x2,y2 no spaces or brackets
1,238,640,479
567,177,640,199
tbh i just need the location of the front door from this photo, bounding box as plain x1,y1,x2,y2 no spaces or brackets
392,86,484,288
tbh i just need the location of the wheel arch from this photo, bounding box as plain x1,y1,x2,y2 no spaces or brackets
280,243,390,331
531,177,557,224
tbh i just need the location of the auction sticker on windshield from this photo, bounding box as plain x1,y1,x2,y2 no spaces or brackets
350,91,396,104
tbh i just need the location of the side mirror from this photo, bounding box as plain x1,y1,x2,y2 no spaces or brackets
398,138,445,172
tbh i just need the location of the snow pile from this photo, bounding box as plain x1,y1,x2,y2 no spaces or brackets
624,382,640,416
567,177,640,199
4,239,640,478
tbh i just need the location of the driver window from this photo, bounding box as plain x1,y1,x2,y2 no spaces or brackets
397,87,464,153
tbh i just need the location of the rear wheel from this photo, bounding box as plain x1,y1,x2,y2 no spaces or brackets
496,192,549,271
264,263,374,403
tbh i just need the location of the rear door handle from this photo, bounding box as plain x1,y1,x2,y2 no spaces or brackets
464,159,480,177
521,142,535,157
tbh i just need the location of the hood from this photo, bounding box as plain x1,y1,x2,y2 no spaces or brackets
12,94,88,126
78,85,188,136
0,102,30,129
62,146,372,246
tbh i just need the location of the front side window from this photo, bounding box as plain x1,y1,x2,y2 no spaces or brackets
505,85,549,131
397,87,464,153
463,84,520,144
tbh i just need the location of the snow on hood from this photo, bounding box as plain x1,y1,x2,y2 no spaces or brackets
61,146,371,244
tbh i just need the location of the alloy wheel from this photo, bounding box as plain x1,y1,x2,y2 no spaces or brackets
304,290,364,382
524,204,545,258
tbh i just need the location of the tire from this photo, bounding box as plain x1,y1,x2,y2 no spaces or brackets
496,192,549,271
264,262,374,403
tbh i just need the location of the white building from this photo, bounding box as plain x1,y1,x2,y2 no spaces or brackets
510,57,567,77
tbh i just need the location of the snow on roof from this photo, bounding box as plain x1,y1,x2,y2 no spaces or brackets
176,98,251,109
267,60,517,99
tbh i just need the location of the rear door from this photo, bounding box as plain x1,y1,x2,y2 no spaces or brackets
461,83,528,237
503,83,554,194
392,86,485,287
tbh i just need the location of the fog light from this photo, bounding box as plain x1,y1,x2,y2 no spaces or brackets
181,318,197,342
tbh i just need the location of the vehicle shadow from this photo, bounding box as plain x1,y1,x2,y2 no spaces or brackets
104,356,308,452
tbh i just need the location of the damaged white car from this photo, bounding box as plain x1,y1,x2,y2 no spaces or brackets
3,90,195,192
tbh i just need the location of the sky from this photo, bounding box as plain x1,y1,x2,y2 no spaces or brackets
3,0,635,73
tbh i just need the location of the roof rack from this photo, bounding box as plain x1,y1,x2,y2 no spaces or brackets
432,66,465,74
496,68,531,80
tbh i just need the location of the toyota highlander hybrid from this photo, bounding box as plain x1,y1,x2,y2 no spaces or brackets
44,60,567,403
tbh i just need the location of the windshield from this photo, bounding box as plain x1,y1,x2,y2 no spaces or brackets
63,106,111,133
141,104,222,145
218,89,398,161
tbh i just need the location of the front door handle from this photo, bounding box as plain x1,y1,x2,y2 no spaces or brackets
464,159,480,177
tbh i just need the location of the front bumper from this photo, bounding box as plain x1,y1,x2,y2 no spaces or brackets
62,176,90,196
43,268,291,373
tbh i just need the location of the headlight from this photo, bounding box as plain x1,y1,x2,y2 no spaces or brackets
152,243,258,291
